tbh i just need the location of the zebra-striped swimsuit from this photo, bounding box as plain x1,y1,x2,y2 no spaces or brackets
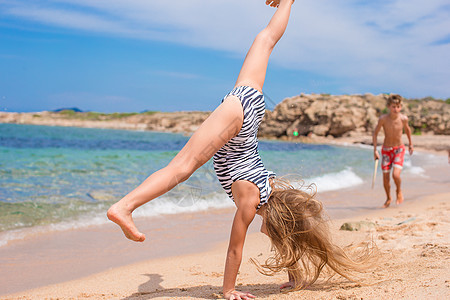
213,86,276,209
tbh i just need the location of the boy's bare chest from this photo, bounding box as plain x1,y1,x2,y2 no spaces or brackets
383,118,403,133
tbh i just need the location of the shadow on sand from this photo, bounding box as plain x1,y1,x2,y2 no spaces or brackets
120,273,360,299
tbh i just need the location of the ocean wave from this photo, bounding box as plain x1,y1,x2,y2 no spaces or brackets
0,194,233,248
134,194,233,217
305,168,364,192
403,159,426,176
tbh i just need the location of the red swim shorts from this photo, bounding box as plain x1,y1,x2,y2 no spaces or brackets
381,145,405,173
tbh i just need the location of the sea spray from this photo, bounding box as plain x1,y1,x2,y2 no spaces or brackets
306,168,364,192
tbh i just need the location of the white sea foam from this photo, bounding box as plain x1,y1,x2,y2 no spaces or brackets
407,166,426,175
304,168,364,192
0,194,233,248
403,158,426,176
134,194,233,218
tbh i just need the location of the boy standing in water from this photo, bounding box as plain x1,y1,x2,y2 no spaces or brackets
373,94,414,208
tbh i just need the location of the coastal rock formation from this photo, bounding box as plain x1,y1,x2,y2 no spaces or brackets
259,93,450,138
128,111,209,133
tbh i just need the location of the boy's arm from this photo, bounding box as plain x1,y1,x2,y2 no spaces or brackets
223,205,257,300
402,115,414,155
372,116,384,160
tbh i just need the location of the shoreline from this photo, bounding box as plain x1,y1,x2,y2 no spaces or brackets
1,152,449,298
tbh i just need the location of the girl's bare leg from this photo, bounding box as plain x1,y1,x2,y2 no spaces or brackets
107,96,244,241
235,0,294,92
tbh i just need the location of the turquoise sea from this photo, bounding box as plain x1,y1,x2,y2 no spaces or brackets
0,123,426,246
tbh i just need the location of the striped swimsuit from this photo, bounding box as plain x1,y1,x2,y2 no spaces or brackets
213,86,276,209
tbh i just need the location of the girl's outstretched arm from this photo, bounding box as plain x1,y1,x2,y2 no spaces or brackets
235,0,294,92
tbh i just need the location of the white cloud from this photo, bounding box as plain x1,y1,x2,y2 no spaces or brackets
1,0,449,97
272,0,450,96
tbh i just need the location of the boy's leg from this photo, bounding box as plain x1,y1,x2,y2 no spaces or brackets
107,96,244,242
382,171,392,208
392,146,405,205
392,167,403,205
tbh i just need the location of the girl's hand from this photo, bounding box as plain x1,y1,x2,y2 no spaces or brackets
224,290,256,300
280,280,309,290
280,280,295,290
280,272,307,290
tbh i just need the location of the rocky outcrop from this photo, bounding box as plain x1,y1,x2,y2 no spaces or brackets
129,112,209,133
259,93,450,138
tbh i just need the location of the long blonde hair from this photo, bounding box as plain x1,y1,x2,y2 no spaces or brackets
253,177,376,291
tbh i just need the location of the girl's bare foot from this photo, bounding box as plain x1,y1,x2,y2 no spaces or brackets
383,198,392,208
396,190,404,205
107,203,146,242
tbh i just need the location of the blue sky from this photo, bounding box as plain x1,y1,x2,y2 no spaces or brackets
1,0,449,113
